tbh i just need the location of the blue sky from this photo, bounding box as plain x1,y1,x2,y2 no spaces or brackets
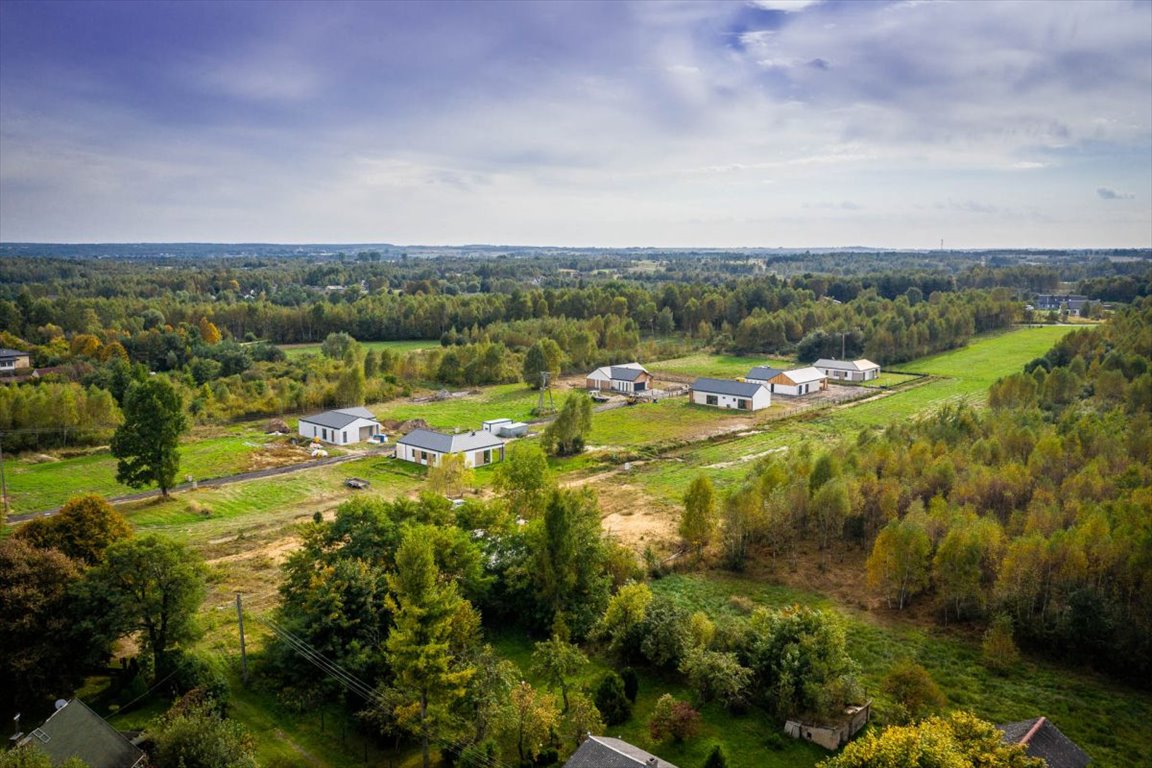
1,0,1149,247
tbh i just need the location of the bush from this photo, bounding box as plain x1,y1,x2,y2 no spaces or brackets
594,671,631,725
169,651,230,713
981,614,1020,675
881,659,946,724
621,667,639,703
648,693,701,743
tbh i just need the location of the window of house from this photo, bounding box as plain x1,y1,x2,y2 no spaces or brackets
738,399,749,409
706,394,718,405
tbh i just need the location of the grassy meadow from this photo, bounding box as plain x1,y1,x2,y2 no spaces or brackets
278,338,441,360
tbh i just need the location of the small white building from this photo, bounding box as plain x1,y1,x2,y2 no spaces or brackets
691,377,771,411
585,362,654,393
766,367,828,396
483,418,528,438
0,348,31,372
814,358,881,382
395,428,506,468
298,407,382,446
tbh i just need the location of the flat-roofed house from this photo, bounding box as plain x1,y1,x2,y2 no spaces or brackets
395,428,505,468
691,377,771,411
585,362,653,393
299,407,382,446
767,367,828,396
814,358,881,382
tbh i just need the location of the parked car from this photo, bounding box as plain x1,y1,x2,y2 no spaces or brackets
344,478,370,490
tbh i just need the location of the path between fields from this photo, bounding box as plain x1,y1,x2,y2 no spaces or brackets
7,450,380,523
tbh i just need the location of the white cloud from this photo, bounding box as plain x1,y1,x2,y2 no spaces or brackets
750,0,824,12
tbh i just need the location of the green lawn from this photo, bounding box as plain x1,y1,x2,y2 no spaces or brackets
649,352,793,379
372,382,543,430
279,339,441,360
590,398,767,448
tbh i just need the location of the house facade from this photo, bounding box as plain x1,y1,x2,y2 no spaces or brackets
298,407,382,446
0,348,31,372
767,367,828,396
813,358,881,382
691,377,771,411
395,428,505,468
585,362,653,393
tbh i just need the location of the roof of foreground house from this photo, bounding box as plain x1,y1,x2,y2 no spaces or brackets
746,365,784,381
776,366,827,385
397,428,504,454
564,735,680,768
18,699,145,768
998,717,1091,768
691,377,768,398
300,407,380,430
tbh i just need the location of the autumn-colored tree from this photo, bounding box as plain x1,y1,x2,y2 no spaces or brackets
648,693,701,743
680,474,717,555
881,659,946,724
982,614,1020,675
561,692,605,751
866,517,932,610
428,452,474,499
14,493,131,565
504,682,559,765
197,316,222,345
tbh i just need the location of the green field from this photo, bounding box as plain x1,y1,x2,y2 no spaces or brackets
279,339,441,359
372,382,543,430
649,352,793,379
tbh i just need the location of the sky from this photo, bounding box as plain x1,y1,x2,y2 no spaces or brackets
1,0,1150,248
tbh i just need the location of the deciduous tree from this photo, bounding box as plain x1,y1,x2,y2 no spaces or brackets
14,493,131,565
681,475,717,555
110,377,187,497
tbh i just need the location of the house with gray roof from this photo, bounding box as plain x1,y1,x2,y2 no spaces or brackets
17,699,145,768
564,735,679,768
395,428,505,468
998,716,1090,768
814,358,881,382
0,347,31,372
745,365,784,384
585,362,654,393
691,377,771,411
298,407,381,446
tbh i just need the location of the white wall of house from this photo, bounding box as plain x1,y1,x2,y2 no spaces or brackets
299,417,379,446
396,443,444,466
692,388,770,411
771,381,809,396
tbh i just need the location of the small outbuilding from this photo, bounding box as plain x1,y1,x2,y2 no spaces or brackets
585,362,653,393
814,358,881,382
299,407,382,446
691,377,771,411
0,348,31,372
395,428,505,468
564,735,680,768
784,701,871,751
17,699,146,768
998,716,1091,768
766,367,828,396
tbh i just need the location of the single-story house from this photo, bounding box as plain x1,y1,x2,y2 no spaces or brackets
784,701,871,751
564,735,680,768
395,428,505,468
998,717,1091,768
0,348,31,372
745,365,784,385
767,367,828,396
814,358,881,382
585,362,653,393
1033,294,1089,316
17,699,146,768
691,377,771,411
298,407,382,446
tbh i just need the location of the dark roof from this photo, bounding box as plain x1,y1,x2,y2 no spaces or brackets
746,366,783,381
0,348,29,358
19,699,144,768
300,407,380,430
396,428,504,454
998,717,1091,768
691,377,767,398
610,365,649,382
564,736,680,768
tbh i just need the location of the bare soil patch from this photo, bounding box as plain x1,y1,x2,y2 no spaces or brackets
599,482,679,551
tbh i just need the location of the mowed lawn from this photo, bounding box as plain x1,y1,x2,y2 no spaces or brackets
649,352,794,379
278,339,441,359
372,382,543,430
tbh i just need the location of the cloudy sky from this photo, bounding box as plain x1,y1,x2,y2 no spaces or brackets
1,0,1149,248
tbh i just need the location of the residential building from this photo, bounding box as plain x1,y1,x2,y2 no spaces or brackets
998,716,1091,768
17,699,145,768
745,365,784,384
395,428,505,468
564,735,680,768
0,348,31,372
298,407,382,446
766,367,828,396
585,362,653,393
813,358,881,382
690,377,771,411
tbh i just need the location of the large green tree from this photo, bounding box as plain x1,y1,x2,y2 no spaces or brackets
110,377,187,496
522,338,565,389
494,442,554,519
384,530,476,768
542,391,592,456
78,534,207,677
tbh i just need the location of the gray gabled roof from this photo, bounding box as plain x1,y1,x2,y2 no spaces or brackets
0,348,29,359
998,717,1090,768
397,428,504,454
610,365,649,382
300,407,380,430
564,736,679,768
746,366,783,381
19,699,144,768
814,358,880,372
691,377,767,398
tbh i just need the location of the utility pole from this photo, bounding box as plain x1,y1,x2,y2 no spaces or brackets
236,593,248,686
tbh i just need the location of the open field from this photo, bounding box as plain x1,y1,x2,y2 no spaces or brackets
278,339,441,359
648,352,794,380
372,382,543,430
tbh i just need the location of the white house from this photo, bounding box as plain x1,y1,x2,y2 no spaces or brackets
691,377,771,411
766,367,828,396
745,365,784,385
298,407,382,446
395,428,506,468
0,348,31,372
585,362,654,393
814,358,880,382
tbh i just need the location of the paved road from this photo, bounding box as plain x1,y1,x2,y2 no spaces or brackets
7,449,386,523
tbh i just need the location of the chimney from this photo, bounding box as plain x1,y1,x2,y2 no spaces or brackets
647,759,659,768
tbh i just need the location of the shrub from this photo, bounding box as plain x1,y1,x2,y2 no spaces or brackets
881,659,946,724
621,667,639,703
982,614,1020,675
648,693,701,743
594,671,631,725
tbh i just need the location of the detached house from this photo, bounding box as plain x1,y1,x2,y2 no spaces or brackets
691,377,771,411
298,407,382,446
0,348,31,373
564,735,680,768
998,716,1091,768
585,362,653,393
745,365,784,385
395,428,505,468
814,358,881,382
17,699,145,768
766,367,828,396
